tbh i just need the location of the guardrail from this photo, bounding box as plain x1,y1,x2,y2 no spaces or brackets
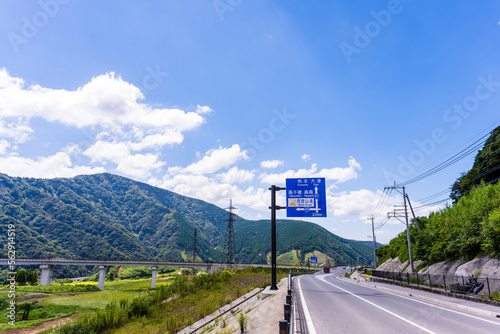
280,271,312,334
372,270,500,301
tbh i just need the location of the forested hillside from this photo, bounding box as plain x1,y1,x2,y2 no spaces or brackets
377,181,500,265
0,173,373,277
451,126,500,202
377,127,500,266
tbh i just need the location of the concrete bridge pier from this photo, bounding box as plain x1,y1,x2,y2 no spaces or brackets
39,264,53,286
151,266,158,289
98,266,107,290
208,264,222,274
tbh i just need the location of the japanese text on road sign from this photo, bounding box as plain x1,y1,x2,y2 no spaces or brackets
286,178,327,218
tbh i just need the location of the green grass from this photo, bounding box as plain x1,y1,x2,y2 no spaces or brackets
42,277,174,309
44,267,292,334
276,250,300,266
0,303,93,331
72,277,174,291
8,283,100,294
43,291,143,309
0,317,56,331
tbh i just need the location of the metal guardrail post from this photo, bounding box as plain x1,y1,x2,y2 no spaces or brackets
279,320,288,334
416,273,419,288
284,303,291,323
487,277,491,299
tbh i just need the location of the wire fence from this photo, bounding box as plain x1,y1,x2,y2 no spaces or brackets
372,270,500,301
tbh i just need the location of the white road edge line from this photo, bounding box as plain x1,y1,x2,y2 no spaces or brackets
316,275,436,334
337,276,500,326
297,275,317,334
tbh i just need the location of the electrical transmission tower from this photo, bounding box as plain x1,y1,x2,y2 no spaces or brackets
192,227,197,263
223,200,237,267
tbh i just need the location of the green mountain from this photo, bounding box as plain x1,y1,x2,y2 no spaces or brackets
0,173,373,277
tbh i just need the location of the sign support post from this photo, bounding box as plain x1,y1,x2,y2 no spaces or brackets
269,185,286,290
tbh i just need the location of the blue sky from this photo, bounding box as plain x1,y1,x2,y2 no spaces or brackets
0,0,499,244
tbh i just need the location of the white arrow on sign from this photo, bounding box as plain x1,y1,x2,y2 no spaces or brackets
296,186,321,213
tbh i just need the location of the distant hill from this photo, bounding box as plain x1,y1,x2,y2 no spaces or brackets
0,173,373,277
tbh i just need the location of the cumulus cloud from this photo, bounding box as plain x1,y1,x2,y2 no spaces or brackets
260,160,284,169
0,140,10,155
0,69,205,131
217,166,255,184
301,154,310,161
148,145,266,210
328,189,382,217
84,140,164,178
0,148,105,178
259,157,361,184
0,68,213,179
0,119,33,144
196,105,213,114
183,144,248,175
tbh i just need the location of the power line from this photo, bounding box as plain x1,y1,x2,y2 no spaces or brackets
413,161,500,205
396,120,500,185
371,187,393,219
398,133,491,186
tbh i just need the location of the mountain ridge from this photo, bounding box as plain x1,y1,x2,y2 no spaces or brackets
0,172,373,276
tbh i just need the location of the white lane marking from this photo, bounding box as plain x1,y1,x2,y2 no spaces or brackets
335,276,500,326
316,275,436,334
297,275,317,334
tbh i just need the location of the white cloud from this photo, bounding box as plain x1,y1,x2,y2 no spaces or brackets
259,157,361,184
196,105,213,114
183,144,248,175
115,153,165,178
0,119,33,144
84,141,130,163
0,69,207,149
128,131,184,151
84,140,164,178
301,154,310,161
0,140,10,155
0,149,105,178
260,160,284,169
328,189,381,217
217,166,255,184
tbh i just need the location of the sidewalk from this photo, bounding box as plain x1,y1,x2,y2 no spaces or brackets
341,275,500,319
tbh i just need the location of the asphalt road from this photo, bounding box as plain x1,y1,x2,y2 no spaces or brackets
295,268,500,334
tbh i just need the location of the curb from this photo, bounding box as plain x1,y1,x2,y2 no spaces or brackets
339,277,500,319
177,287,263,333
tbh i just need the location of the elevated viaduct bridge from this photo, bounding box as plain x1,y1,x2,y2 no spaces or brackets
0,258,308,290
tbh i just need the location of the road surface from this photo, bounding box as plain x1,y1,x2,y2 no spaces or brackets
294,268,500,333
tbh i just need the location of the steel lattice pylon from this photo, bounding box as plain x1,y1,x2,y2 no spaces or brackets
223,199,237,267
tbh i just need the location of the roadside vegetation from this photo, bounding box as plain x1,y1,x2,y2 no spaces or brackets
0,267,176,331
377,126,500,267
40,267,292,334
377,181,500,266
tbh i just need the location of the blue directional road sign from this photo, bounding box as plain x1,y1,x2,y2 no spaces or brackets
286,178,327,218
310,256,318,264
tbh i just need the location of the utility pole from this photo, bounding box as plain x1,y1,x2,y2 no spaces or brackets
402,186,414,273
368,216,377,268
223,200,237,267
386,184,414,273
269,185,286,290
192,227,197,263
